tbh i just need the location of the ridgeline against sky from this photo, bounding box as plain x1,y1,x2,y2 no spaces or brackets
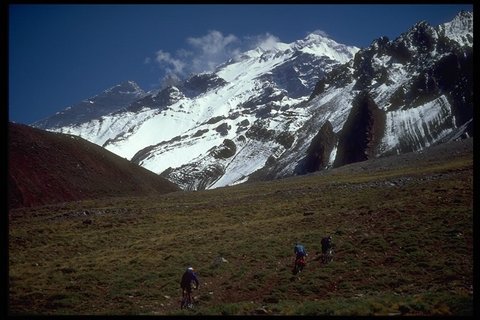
8,4,472,125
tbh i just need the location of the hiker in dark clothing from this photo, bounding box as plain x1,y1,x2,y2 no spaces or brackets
321,235,334,263
180,267,199,307
321,236,332,255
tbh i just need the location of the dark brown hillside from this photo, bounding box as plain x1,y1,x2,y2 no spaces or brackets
8,122,180,209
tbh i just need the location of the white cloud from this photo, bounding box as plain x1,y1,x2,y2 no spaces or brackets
176,48,194,58
155,50,186,75
248,33,282,51
309,29,330,38
186,30,241,74
160,73,182,88
187,30,239,55
150,30,282,87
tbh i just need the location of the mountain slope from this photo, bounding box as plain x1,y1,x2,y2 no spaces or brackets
33,11,472,191
8,122,180,209
33,81,146,129
257,11,473,179
8,137,473,315
35,33,359,190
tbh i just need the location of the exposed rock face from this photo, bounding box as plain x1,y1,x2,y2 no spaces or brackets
211,139,237,159
300,121,336,173
334,92,386,167
180,73,228,98
161,163,225,191
126,86,185,112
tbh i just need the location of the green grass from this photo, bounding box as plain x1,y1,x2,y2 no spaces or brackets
8,153,473,315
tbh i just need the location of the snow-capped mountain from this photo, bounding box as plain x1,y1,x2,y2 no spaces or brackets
33,11,473,191
33,81,147,129
264,11,473,179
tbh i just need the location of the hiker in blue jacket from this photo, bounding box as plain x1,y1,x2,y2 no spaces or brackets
292,242,308,274
294,242,307,260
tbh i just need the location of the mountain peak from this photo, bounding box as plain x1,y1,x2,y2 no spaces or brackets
124,80,142,91
406,20,434,36
302,32,330,42
245,39,291,58
105,80,144,95
294,32,336,48
455,10,473,21
292,32,359,64
33,81,147,129
437,10,473,47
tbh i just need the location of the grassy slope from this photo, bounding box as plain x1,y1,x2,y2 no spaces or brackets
8,141,473,315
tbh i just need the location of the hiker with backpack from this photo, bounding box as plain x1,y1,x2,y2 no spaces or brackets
180,267,199,309
292,242,307,274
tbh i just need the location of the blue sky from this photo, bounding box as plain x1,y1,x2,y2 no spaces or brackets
8,4,473,125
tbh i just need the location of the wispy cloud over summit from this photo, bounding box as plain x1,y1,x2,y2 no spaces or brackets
186,30,241,76
308,29,330,38
148,30,284,87
244,33,282,51
155,50,186,75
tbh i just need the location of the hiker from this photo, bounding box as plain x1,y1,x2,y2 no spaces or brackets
180,267,199,306
321,236,333,255
321,235,333,263
294,242,307,260
293,242,307,274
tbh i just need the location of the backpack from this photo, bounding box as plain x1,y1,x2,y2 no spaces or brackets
295,244,306,256
322,237,330,246
181,271,197,288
